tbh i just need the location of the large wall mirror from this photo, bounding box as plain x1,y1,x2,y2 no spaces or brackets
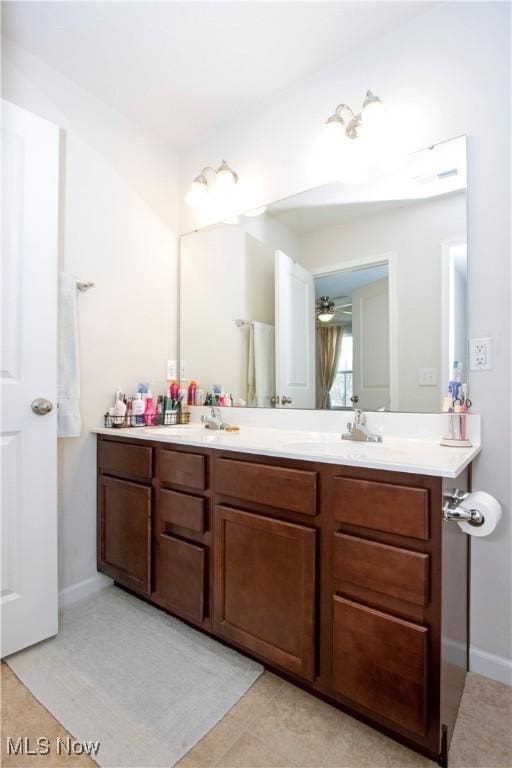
180,136,467,412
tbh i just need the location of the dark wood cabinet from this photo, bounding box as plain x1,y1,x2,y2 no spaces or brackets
213,505,316,680
97,475,151,596
97,435,469,766
215,458,317,515
153,534,206,621
333,476,430,539
159,448,206,490
332,596,428,736
332,532,430,607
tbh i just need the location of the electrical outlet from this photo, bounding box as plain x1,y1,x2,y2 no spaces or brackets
470,337,492,371
180,360,188,380
166,359,177,380
418,368,437,386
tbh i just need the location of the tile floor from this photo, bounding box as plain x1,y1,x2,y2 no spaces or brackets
2,662,511,768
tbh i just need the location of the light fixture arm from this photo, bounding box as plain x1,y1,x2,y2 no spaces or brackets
333,103,358,121
194,166,217,183
325,90,383,141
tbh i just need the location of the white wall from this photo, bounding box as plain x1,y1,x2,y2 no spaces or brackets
181,226,247,398
2,40,180,598
299,193,466,412
180,227,276,403
181,2,512,683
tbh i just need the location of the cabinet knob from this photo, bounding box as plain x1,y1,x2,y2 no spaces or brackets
281,396,293,405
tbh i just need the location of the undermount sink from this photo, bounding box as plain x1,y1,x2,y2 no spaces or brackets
139,426,207,439
283,439,405,457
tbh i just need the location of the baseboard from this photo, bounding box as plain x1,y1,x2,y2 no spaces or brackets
470,645,512,686
58,573,113,609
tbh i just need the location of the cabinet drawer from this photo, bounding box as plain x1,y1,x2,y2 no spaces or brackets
160,489,205,534
333,533,429,606
153,534,205,621
215,458,317,516
159,449,206,490
332,596,428,736
333,477,429,540
99,439,152,481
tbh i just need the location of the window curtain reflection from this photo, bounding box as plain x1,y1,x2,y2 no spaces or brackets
319,325,343,409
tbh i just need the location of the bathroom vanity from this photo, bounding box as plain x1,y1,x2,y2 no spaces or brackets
95,423,479,766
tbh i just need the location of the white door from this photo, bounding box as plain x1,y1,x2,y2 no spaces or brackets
275,250,315,408
352,278,390,410
1,100,59,657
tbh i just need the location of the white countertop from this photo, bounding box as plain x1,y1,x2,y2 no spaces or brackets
92,423,480,478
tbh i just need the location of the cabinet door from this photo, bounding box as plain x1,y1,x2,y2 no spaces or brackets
153,534,206,622
98,476,151,596
332,596,428,735
213,505,316,680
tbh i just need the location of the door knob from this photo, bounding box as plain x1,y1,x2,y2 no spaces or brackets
281,396,293,405
31,398,53,415
350,395,359,404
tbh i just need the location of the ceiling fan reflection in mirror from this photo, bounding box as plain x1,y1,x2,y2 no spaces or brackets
316,296,352,323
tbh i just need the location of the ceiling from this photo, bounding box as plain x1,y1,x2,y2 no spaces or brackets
315,264,388,300
2,1,434,148
271,199,416,235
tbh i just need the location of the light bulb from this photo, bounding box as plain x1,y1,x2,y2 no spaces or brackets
321,115,348,150
215,169,236,193
184,178,208,209
318,312,335,323
362,98,386,130
215,161,238,197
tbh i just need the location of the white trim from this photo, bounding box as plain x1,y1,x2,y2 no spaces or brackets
311,251,399,410
58,573,113,610
310,252,391,277
470,645,512,686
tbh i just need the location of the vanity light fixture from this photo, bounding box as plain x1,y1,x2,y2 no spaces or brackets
324,90,385,142
184,160,239,208
318,91,390,182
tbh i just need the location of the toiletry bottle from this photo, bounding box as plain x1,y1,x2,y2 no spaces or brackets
169,380,179,405
132,393,145,425
449,362,463,402
126,397,133,426
188,380,197,406
144,391,156,426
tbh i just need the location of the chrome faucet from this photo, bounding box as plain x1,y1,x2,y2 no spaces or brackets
342,409,383,443
201,407,228,430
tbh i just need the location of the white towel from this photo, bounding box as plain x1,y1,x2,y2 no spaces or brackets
58,273,81,437
247,322,275,407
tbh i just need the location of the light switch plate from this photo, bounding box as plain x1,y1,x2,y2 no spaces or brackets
418,368,437,386
166,359,177,380
470,338,492,371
